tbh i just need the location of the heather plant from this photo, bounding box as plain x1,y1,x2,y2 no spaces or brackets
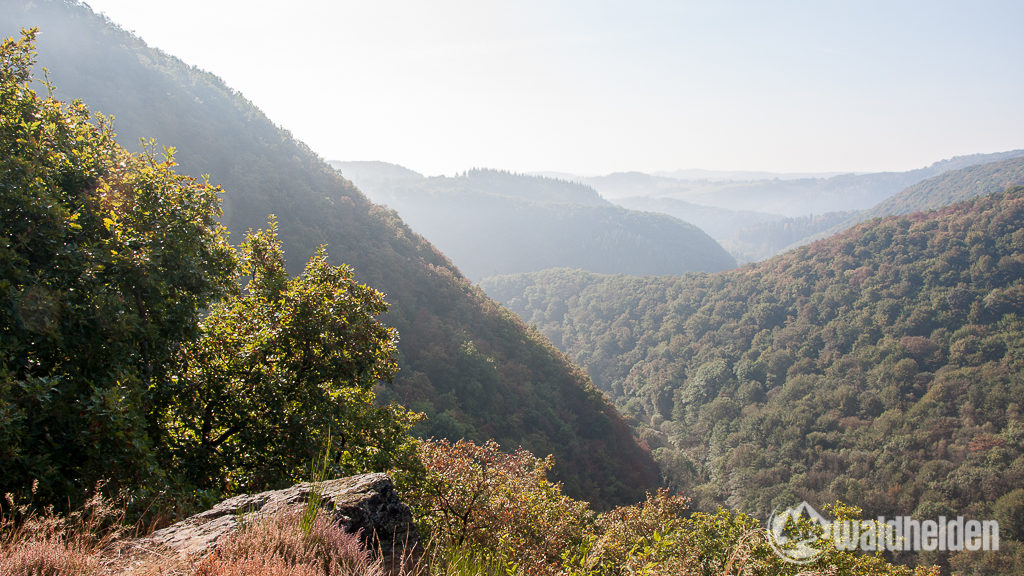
0,487,126,576
192,506,385,576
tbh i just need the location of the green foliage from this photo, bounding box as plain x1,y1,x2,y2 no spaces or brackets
414,440,936,576
0,29,235,507
1,31,423,514
412,439,593,575
485,189,1024,570
1,0,661,508
157,221,421,495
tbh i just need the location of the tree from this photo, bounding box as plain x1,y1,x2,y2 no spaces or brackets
157,220,420,495
0,29,236,506
1,30,418,509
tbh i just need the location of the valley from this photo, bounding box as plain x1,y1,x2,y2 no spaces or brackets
2,1,1022,574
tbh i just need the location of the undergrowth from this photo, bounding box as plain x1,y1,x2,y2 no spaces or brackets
0,439,943,576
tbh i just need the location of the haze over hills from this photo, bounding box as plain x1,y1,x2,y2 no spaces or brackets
481,188,1024,567
586,150,1024,217
652,168,847,181
788,155,1024,253
843,154,1024,227
332,162,736,281
595,151,1024,263
0,0,660,507
608,195,856,264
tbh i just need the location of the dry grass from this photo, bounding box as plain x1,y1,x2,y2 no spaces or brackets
0,492,398,576
193,507,386,576
0,489,126,576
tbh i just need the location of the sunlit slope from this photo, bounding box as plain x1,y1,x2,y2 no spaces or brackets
0,0,660,507
484,188,1024,523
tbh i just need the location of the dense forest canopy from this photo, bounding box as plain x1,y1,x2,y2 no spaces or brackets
836,155,1024,234
483,189,1024,569
0,0,660,507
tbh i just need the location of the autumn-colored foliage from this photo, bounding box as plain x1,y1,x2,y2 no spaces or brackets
484,188,1024,572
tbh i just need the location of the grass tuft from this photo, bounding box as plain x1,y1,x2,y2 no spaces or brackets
198,506,385,576
0,487,126,576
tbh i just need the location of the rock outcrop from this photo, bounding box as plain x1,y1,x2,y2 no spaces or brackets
138,473,418,569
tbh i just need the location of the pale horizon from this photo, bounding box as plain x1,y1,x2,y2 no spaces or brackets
79,0,1024,177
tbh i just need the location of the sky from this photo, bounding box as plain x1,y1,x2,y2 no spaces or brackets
82,0,1024,177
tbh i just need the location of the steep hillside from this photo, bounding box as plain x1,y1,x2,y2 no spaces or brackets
0,0,660,507
333,163,736,281
483,189,1024,535
794,155,1024,251
856,155,1024,222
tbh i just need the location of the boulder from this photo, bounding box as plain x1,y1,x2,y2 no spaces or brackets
138,473,419,570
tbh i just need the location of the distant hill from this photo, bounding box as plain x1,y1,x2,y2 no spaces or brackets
653,168,845,181
857,154,1024,221
482,189,1024,544
333,163,736,281
1,0,660,507
587,150,1024,217
610,196,854,263
602,152,1024,263
610,196,783,245
796,155,1024,250
336,163,608,207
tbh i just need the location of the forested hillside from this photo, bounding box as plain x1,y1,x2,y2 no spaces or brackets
333,163,735,281
790,156,1024,253
0,0,659,507
483,189,1024,561
850,155,1024,226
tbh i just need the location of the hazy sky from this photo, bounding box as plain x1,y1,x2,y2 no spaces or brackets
83,0,1024,176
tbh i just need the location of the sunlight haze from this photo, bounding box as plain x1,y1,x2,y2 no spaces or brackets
80,0,1024,176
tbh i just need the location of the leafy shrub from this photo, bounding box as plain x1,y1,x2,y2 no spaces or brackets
157,220,421,497
412,439,593,575
0,31,421,511
0,29,235,508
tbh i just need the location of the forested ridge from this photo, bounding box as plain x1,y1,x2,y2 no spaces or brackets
483,188,1024,568
0,4,1011,569
333,162,735,281
841,155,1024,232
8,31,925,576
0,0,659,507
